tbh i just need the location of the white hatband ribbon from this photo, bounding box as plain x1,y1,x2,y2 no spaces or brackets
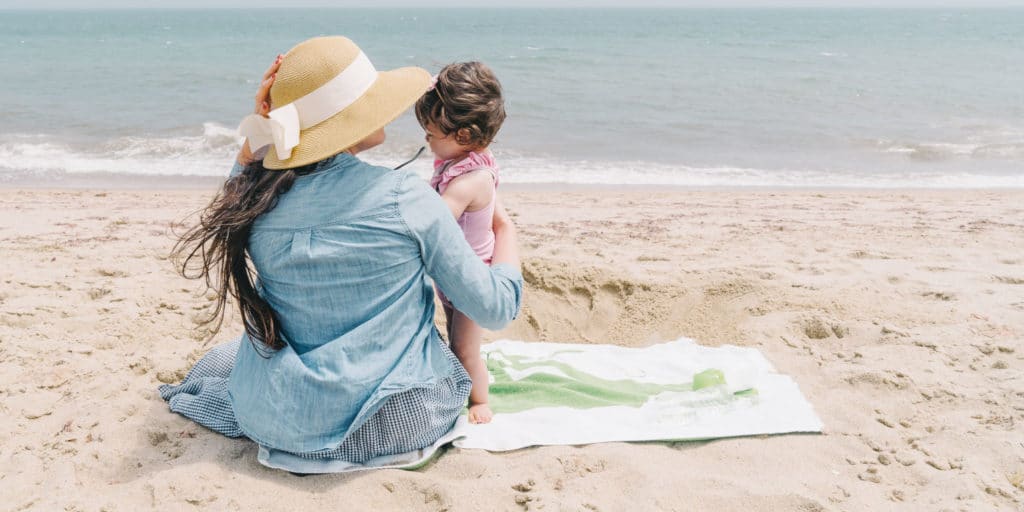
238,51,378,160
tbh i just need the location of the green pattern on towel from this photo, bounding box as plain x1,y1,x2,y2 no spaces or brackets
484,351,755,414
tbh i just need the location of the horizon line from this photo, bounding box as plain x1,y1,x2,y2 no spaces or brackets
2,3,1024,9
3,5,1024,10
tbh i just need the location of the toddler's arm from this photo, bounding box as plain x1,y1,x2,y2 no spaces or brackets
440,171,495,219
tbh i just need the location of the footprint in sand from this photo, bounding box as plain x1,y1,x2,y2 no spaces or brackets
801,317,848,340
920,291,955,301
512,479,540,509
413,484,452,511
558,454,607,477
129,357,153,376
146,429,186,460
857,467,881,484
95,268,128,278
993,275,1024,285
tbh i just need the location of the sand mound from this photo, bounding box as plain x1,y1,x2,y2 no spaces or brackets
494,258,691,346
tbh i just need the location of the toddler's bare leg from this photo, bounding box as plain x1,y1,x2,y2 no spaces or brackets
450,309,492,424
442,303,454,343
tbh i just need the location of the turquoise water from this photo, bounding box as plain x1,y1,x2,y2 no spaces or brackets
1,8,1022,186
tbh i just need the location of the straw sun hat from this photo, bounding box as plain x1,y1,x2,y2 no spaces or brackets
239,36,431,170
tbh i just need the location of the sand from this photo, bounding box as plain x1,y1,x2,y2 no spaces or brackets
1,186,1022,511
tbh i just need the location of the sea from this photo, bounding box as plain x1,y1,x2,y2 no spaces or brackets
2,8,1022,187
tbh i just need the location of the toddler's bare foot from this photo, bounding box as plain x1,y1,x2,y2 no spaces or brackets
468,403,493,424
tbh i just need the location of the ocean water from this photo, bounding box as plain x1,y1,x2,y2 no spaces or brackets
1,8,1022,187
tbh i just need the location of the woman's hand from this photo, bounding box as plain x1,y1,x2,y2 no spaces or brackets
490,194,520,269
254,54,283,116
238,54,283,165
492,194,512,230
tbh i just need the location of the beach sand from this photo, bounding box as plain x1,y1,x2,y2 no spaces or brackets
1,186,1022,511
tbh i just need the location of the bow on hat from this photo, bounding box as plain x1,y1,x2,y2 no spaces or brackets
238,104,302,160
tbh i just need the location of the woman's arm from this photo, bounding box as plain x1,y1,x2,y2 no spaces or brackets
398,173,522,330
236,55,283,167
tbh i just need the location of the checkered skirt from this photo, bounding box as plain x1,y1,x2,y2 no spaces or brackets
158,337,470,465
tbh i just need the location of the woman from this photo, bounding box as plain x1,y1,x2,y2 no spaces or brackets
160,36,522,473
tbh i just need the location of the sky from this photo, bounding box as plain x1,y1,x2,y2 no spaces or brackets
2,0,1023,8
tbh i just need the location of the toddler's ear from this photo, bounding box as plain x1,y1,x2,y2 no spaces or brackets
455,128,473,146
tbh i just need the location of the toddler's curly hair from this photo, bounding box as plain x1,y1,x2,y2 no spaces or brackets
415,61,506,147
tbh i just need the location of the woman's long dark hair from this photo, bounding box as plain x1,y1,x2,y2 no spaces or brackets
173,158,312,353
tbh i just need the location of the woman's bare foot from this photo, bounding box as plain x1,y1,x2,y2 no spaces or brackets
468,403,493,424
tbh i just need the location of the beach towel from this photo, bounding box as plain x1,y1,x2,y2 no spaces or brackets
257,338,823,473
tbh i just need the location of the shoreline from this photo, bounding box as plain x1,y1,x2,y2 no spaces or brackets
3,173,1024,194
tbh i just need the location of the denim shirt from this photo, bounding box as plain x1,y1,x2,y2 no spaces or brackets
225,153,523,453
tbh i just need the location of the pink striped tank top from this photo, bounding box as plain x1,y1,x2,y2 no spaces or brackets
429,151,499,264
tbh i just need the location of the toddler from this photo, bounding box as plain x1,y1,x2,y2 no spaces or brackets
415,61,506,424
